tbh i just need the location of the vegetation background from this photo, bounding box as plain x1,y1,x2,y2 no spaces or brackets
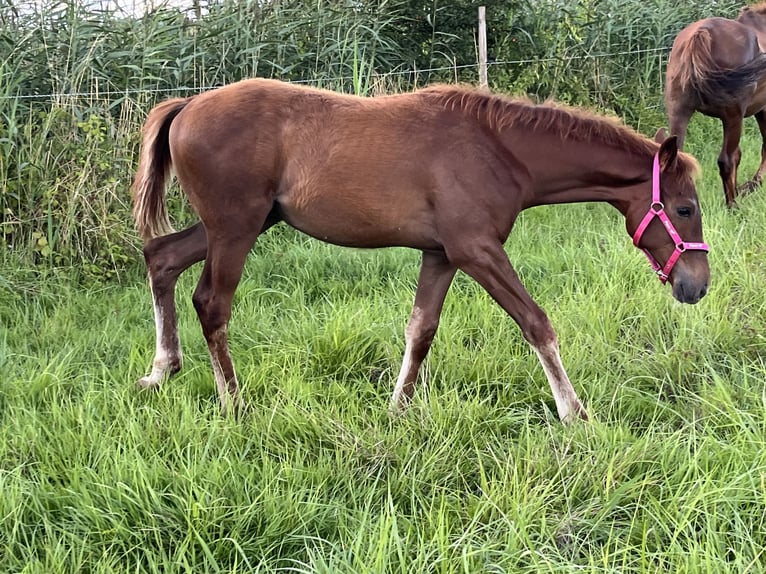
1,0,765,572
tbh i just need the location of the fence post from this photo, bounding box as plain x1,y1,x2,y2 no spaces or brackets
478,6,488,89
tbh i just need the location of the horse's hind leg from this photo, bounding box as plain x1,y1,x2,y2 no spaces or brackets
389,251,456,413
192,206,273,414
719,112,744,206
666,102,693,150
739,110,766,196
139,222,207,390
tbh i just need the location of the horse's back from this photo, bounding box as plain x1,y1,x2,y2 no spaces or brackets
671,17,759,71
166,78,430,174
160,79,510,250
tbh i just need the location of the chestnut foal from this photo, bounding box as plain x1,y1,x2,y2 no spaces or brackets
133,79,710,422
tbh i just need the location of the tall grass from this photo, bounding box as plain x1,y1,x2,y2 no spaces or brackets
1,118,765,572
2,7,765,568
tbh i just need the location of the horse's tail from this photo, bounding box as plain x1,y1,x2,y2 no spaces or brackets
671,28,766,107
132,97,192,241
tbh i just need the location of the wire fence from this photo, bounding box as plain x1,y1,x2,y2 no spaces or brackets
4,46,671,101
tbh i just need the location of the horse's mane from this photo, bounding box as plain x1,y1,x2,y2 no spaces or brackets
418,84,699,177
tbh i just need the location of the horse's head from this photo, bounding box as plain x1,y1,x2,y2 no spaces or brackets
626,131,710,304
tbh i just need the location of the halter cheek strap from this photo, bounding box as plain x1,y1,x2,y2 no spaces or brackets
631,153,710,284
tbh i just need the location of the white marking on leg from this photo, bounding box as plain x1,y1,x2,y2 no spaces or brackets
532,340,587,423
210,354,232,405
390,340,415,411
390,307,424,412
138,279,179,389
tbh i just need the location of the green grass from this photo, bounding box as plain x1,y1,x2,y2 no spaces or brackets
1,122,766,572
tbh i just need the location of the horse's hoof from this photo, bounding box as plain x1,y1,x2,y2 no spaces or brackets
221,397,248,418
388,399,411,418
737,180,762,197
576,404,589,422
561,400,588,424
137,376,161,391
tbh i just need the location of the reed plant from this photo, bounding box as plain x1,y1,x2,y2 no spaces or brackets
0,0,408,276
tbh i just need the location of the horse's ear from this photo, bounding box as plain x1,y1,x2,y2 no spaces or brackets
658,134,679,171
654,127,668,143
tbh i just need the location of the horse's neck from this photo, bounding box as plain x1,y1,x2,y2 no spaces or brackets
746,22,766,51
511,140,647,209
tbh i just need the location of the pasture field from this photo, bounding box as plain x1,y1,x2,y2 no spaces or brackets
1,119,765,572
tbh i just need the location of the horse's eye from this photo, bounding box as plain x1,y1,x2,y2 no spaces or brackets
676,206,693,218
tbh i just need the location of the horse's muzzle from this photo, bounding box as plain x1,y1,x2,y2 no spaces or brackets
672,277,708,304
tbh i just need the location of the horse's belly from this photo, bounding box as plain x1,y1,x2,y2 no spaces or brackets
276,190,441,250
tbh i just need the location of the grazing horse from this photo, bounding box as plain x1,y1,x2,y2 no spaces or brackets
132,78,710,423
665,3,766,206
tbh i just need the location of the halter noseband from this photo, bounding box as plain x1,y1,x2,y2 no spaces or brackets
631,153,709,284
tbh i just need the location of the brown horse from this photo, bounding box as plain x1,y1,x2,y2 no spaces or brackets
665,3,766,206
132,78,710,423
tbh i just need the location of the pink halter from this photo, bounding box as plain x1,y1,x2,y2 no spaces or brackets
632,153,710,284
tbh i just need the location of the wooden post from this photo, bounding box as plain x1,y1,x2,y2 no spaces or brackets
478,6,488,89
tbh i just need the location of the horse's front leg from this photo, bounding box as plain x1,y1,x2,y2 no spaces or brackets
718,113,744,206
389,250,456,413
453,239,588,424
138,223,207,389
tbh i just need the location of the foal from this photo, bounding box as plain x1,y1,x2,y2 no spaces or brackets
133,79,710,422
